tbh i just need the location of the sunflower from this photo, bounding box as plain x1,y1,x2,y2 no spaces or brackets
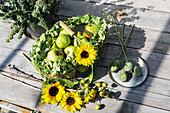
75,43,97,66
42,82,65,104
84,89,97,103
60,90,83,113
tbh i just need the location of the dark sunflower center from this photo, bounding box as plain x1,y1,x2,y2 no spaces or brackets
66,97,75,105
81,51,89,58
49,87,59,96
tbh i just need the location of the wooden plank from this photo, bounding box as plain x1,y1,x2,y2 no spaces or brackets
58,0,170,32
0,45,42,77
0,75,41,110
1,16,170,55
107,25,170,55
0,18,37,51
0,71,42,89
87,0,170,13
0,100,31,113
0,66,170,112
38,99,170,113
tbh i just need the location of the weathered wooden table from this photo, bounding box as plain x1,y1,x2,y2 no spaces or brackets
0,0,170,113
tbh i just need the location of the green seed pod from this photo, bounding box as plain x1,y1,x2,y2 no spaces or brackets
102,82,107,88
99,91,105,97
110,59,120,72
120,71,127,82
104,91,110,98
95,104,101,110
123,62,133,72
134,66,142,76
95,82,101,88
80,79,86,84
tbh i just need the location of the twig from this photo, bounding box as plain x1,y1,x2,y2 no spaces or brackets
8,64,43,82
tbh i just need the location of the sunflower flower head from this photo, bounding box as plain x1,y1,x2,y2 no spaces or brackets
60,90,83,113
42,82,65,104
75,43,97,66
84,89,97,104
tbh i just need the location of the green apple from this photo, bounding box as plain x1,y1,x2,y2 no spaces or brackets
64,46,76,56
46,49,64,62
83,24,99,38
74,31,88,46
56,34,71,48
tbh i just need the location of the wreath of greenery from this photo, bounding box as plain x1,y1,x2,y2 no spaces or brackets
30,14,108,78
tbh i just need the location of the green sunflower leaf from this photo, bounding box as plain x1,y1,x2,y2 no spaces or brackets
56,78,74,88
41,97,45,104
86,64,94,84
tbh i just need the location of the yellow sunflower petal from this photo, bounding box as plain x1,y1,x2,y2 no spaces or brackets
71,105,77,113
75,43,97,66
41,82,65,104
74,103,81,109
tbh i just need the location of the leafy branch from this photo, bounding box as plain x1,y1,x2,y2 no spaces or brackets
0,0,62,42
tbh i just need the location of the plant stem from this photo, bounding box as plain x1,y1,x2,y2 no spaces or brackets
118,24,135,59
104,11,128,61
111,16,135,65
118,24,124,59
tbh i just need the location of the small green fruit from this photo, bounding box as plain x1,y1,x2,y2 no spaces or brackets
102,82,107,88
85,88,89,92
104,91,110,98
99,91,104,97
84,83,89,88
64,45,76,56
95,82,101,88
95,104,100,110
56,34,71,48
46,49,64,62
74,31,88,46
80,79,86,84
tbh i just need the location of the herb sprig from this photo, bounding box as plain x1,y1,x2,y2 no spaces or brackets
0,0,61,42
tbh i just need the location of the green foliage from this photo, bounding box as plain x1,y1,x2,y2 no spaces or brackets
30,14,108,77
0,0,62,42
